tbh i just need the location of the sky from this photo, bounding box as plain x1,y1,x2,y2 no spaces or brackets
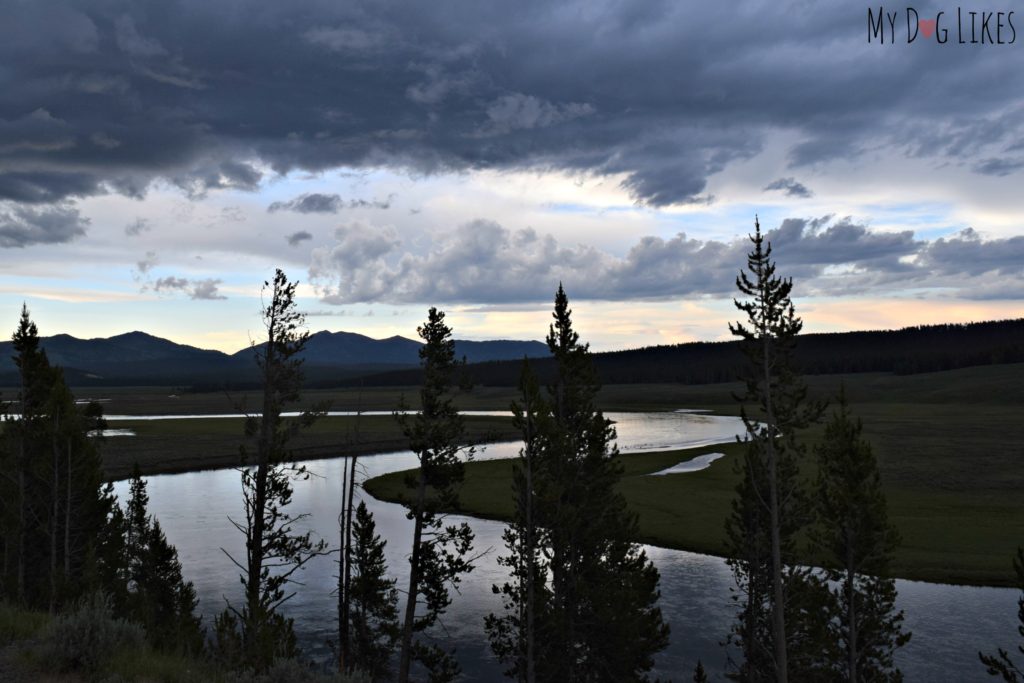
1,0,1022,352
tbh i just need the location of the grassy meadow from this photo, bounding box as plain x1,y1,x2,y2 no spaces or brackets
100,414,519,480
365,363,1024,587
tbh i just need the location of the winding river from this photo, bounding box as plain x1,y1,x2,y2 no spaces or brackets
112,411,1018,681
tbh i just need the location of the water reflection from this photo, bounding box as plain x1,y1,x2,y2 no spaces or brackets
113,412,1018,680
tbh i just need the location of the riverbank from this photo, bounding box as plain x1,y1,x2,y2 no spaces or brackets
364,365,1024,587
101,414,519,480
80,364,1024,583
365,437,1023,587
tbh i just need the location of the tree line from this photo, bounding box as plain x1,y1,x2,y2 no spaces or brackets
352,318,1024,389
0,306,203,655
1,224,1022,681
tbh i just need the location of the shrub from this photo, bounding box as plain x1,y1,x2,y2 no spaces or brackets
41,592,145,673
224,659,372,683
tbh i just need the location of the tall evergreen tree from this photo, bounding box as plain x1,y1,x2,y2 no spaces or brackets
124,465,204,654
347,501,400,681
0,306,109,611
217,269,327,671
488,286,669,682
979,547,1024,681
812,396,909,682
396,307,476,683
2,305,50,604
337,403,363,673
725,219,822,682
486,361,551,682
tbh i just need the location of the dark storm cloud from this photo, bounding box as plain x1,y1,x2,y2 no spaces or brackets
972,158,1024,177
764,178,813,198
769,217,918,269
268,192,394,213
151,275,227,299
309,216,1021,304
3,1,1021,209
918,228,1024,277
0,171,103,204
0,203,89,247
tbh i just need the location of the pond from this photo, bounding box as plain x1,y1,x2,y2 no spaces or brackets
112,411,1018,680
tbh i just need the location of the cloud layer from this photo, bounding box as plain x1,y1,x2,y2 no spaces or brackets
309,217,1023,304
2,0,1022,223
0,202,89,247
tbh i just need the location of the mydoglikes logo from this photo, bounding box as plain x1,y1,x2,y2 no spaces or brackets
868,7,1016,43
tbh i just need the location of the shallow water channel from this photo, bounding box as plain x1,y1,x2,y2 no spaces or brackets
112,411,1018,681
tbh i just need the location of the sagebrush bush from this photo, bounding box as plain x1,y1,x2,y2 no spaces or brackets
223,658,372,683
42,592,145,673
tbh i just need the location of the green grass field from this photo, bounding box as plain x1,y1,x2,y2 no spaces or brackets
102,414,518,479
365,363,1024,587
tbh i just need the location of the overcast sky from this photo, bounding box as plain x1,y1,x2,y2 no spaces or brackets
2,0,1022,351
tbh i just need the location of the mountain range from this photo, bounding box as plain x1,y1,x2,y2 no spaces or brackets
0,330,549,386
2,318,1021,389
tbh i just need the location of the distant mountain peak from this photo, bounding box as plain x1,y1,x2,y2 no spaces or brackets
0,328,549,385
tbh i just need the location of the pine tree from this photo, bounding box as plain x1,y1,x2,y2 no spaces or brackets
486,361,552,682
125,464,150,577
124,466,203,654
979,547,1024,681
2,305,50,604
488,286,669,682
218,269,327,671
396,307,476,683
348,501,400,681
93,482,131,611
812,395,909,682
725,219,822,682
0,306,109,611
694,660,710,683
338,403,363,674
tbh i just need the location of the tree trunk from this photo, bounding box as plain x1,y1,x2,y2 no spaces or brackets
341,453,357,669
525,432,536,683
763,317,788,683
50,413,59,613
398,471,427,683
338,457,349,672
246,319,276,653
65,439,71,576
17,438,26,604
846,537,858,683
246,439,270,648
767,442,787,683
550,376,574,682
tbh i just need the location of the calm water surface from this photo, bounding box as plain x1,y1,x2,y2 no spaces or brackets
113,411,1017,681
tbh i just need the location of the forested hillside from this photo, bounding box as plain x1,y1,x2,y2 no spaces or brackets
352,318,1024,387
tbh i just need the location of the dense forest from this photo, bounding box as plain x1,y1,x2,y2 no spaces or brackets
353,318,1024,388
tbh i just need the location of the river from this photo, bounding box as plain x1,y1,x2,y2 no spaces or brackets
111,411,1017,681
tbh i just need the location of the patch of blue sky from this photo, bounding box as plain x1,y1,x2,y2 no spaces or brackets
256,167,390,205
859,202,963,236
652,202,782,241
543,202,639,214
